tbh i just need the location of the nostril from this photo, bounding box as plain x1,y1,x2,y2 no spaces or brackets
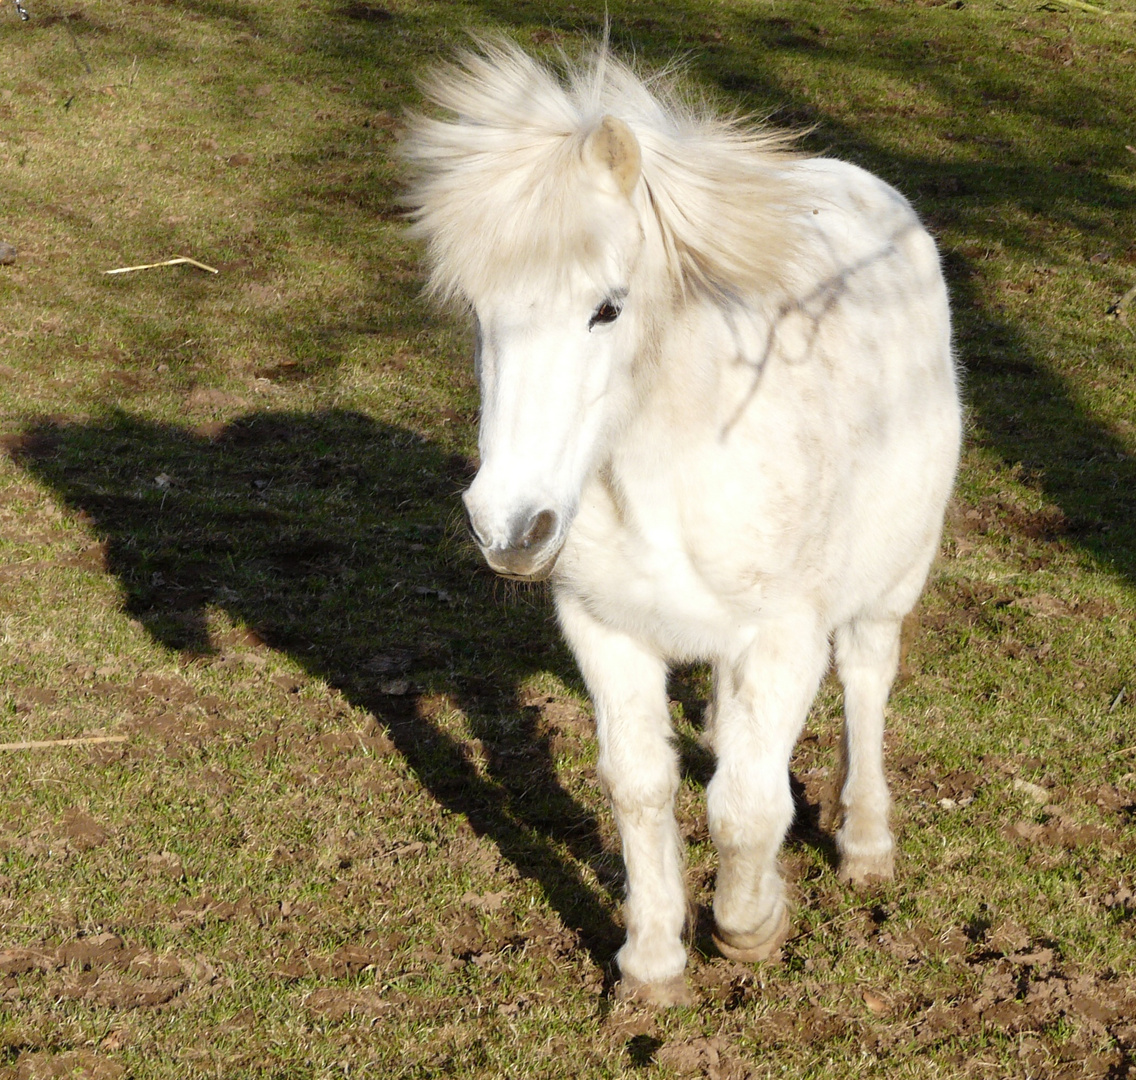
520,508,558,550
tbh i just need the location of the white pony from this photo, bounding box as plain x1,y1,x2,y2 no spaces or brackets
402,40,961,1005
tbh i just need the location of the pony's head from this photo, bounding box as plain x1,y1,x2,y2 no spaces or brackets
460,114,643,579
402,40,802,580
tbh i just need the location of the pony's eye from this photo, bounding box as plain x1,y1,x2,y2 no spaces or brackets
588,299,623,330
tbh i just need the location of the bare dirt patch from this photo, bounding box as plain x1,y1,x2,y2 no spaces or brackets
11,1051,125,1080
56,810,109,852
2,934,187,1012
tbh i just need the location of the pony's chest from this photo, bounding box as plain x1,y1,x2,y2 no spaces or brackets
560,529,737,658
556,467,790,658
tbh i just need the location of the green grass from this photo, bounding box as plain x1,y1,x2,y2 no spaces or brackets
2,1,1136,1077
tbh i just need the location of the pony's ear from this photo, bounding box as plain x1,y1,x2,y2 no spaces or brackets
582,115,641,197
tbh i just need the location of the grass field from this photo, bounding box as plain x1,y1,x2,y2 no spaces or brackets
1,1,1135,1077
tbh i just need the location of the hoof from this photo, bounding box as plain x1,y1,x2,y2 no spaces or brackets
837,850,894,888
713,904,791,963
614,974,694,1008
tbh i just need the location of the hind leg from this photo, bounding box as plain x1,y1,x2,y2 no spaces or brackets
707,615,830,961
556,595,689,1004
833,616,902,885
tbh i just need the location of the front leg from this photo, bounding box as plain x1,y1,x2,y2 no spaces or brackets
708,616,830,961
556,594,690,1005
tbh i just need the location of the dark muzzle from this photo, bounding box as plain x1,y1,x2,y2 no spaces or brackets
470,506,561,581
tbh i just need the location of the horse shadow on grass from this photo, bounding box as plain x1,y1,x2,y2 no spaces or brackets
10,407,842,971
7,408,632,969
10,408,840,980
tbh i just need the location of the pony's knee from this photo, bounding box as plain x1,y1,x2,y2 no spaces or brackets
835,616,902,675
598,741,679,814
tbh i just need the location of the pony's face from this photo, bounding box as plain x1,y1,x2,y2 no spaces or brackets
462,117,644,581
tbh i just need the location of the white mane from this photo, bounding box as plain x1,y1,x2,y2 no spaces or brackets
400,39,806,302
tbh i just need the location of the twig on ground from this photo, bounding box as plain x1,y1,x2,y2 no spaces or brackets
1040,0,1136,14
1108,686,1127,714
104,256,219,276
0,735,127,751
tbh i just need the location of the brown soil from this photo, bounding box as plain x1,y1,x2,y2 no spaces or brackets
1,934,187,1011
